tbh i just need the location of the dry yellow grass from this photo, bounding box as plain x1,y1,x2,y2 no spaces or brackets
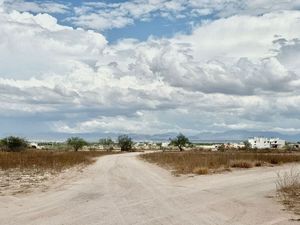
0,150,113,172
0,150,115,195
230,160,253,168
277,169,300,215
192,167,209,175
141,151,300,175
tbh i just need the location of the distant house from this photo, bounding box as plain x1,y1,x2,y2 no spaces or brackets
248,137,285,149
269,138,286,149
29,142,45,150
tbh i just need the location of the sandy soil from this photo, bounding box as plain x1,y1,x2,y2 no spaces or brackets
0,166,86,196
0,152,299,225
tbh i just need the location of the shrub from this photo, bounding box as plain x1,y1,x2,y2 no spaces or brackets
99,138,115,151
230,160,253,168
270,158,279,164
218,144,226,152
0,136,28,152
277,169,300,215
243,141,251,150
254,161,263,167
193,167,209,175
169,133,191,151
67,137,88,151
118,135,133,151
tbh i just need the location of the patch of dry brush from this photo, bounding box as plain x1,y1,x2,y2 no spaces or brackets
0,150,111,171
277,169,300,215
0,150,112,195
141,151,300,175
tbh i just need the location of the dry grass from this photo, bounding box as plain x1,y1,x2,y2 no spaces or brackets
0,150,115,195
0,150,112,171
140,151,300,175
230,160,253,168
277,169,300,215
193,167,209,175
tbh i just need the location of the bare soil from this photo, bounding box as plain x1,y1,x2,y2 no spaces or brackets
0,152,299,225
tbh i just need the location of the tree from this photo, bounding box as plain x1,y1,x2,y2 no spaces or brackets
67,137,87,151
99,138,114,151
217,144,226,152
0,136,28,152
99,138,114,146
118,135,133,151
243,141,251,150
169,133,191,151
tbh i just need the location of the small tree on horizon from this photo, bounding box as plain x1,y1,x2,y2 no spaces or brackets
243,141,251,150
67,137,88,152
169,133,191,151
118,135,133,151
0,136,28,152
99,138,115,151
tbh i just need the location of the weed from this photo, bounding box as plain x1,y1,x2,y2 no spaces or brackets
277,169,300,215
230,160,253,168
141,151,300,175
193,167,209,175
0,150,112,172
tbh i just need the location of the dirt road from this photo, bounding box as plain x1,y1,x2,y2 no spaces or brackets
0,152,298,225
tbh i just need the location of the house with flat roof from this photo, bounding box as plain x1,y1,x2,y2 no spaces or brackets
248,137,285,149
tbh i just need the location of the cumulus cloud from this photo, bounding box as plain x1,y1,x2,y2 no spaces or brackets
2,0,69,14
1,3,300,136
68,0,300,30
0,10,107,78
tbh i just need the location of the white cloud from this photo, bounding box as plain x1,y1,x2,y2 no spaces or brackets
2,0,69,14
0,10,107,79
68,0,300,30
1,5,300,136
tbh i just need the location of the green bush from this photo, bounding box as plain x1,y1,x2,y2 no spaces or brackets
118,135,133,151
169,133,191,151
67,137,88,151
0,136,28,152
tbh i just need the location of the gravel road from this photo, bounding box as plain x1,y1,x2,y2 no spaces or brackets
0,152,298,225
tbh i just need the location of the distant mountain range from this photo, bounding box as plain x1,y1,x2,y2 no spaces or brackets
25,130,300,142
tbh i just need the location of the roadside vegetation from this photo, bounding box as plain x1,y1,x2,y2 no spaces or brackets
140,151,300,175
169,133,192,151
67,137,88,152
0,151,112,171
118,135,133,151
277,169,300,215
0,135,118,195
0,136,28,152
0,134,138,172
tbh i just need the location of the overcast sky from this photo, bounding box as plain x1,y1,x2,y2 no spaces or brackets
0,0,300,138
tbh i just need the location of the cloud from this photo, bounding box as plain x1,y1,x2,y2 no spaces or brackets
67,0,300,30
2,0,69,14
0,10,107,79
1,5,300,136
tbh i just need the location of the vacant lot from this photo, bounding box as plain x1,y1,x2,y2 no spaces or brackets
0,150,113,195
0,150,112,171
1,152,298,225
140,151,300,175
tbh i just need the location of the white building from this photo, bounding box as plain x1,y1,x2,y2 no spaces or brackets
269,138,286,149
29,142,45,150
248,137,285,149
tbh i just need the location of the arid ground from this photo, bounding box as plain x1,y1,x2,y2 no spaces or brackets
0,152,299,225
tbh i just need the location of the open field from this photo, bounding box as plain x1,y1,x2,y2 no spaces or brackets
0,150,114,195
140,151,300,175
0,150,112,171
0,152,299,225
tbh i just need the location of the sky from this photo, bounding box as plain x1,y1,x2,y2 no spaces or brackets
0,0,300,139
